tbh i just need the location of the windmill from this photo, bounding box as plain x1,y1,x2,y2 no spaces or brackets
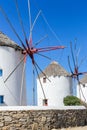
0,0,65,105
68,41,87,102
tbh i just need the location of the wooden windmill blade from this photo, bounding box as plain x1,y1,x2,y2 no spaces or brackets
14,0,27,41
14,0,31,53
34,64,47,101
32,64,36,105
68,42,77,77
70,42,76,69
68,55,73,76
34,35,48,47
4,55,27,83
0,6,24,46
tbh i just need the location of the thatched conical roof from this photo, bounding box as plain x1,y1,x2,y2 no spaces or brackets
39,61,70,77
0,32,23,51
80,75,87,84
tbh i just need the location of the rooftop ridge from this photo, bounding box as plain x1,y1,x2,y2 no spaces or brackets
39,61,70,77
0,31,23,51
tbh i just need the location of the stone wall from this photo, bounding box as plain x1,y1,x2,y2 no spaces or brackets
0,106,87,130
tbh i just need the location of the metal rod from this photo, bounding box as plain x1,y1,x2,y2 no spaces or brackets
32,64,35,105
31,10,42,31
28,0,32,46
70,42,76,68
14,0,27,40
4,55,26,83
20,61,26,106
34,35,48,47
0,6,24,45
68,56,73,74
34,60,51,82
36,52,51,60
34,63,46,99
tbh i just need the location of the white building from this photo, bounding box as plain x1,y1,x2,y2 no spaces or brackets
77,75,87,102
37,61,72,106
0,32,26,106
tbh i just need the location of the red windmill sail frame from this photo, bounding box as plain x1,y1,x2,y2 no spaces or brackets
22,40,65,65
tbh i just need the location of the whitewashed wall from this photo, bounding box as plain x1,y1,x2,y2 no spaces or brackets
0,46,26,106
37,76,72,106
77,83,87,102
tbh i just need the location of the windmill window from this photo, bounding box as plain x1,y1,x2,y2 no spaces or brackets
0,69,3,76
43,77,46,83
0,95,4,104
43,99,48,106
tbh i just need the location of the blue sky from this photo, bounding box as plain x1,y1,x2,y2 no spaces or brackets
0,0,87,105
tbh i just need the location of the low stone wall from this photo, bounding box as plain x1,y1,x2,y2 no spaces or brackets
0,106,87,130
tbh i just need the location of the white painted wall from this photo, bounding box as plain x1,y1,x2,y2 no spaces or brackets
0,46,26,106
37,76,72,106
77,83,87,102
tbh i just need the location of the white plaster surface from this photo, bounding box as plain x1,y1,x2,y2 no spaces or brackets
37,76,72,106
0,46,26,106
0,106,85,111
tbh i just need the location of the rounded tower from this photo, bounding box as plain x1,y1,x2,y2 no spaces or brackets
37,61,72,106
0,32,26,106
77,75,87,102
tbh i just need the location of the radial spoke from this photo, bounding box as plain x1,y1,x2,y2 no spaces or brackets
22,42,30,54
2,78,19,104
34,63,46,99
0,6,24,45
74,38,77,55
41,13,61,45
14,0,27,40
20,61,26,106
28,0,32,34
70,42,76,68
75,38,77,47
78,56,87,69
32,64,35,105
36,46,65,53
4,54,27,83
68,56,73,74
34,35,48,47
34,60,51,82
28,0,32,46
31,10,42,31
75,48,80,69
36,52,52,61
25,39,30,52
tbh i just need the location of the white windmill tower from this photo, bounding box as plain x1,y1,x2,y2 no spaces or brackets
0,32,26,106
37,61,73,107
77,75,87,102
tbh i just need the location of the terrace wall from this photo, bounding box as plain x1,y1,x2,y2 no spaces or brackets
0,106,87,130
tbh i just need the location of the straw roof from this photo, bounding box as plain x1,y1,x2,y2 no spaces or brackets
80,75,87,84
39,61,70,77
0,32,23,51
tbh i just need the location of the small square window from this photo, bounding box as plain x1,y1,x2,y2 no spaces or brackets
0,96,4,104
0,69,3,76
43,99,48,106
43,77,46,83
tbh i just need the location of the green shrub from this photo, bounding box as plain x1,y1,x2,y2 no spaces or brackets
63,95,81,106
